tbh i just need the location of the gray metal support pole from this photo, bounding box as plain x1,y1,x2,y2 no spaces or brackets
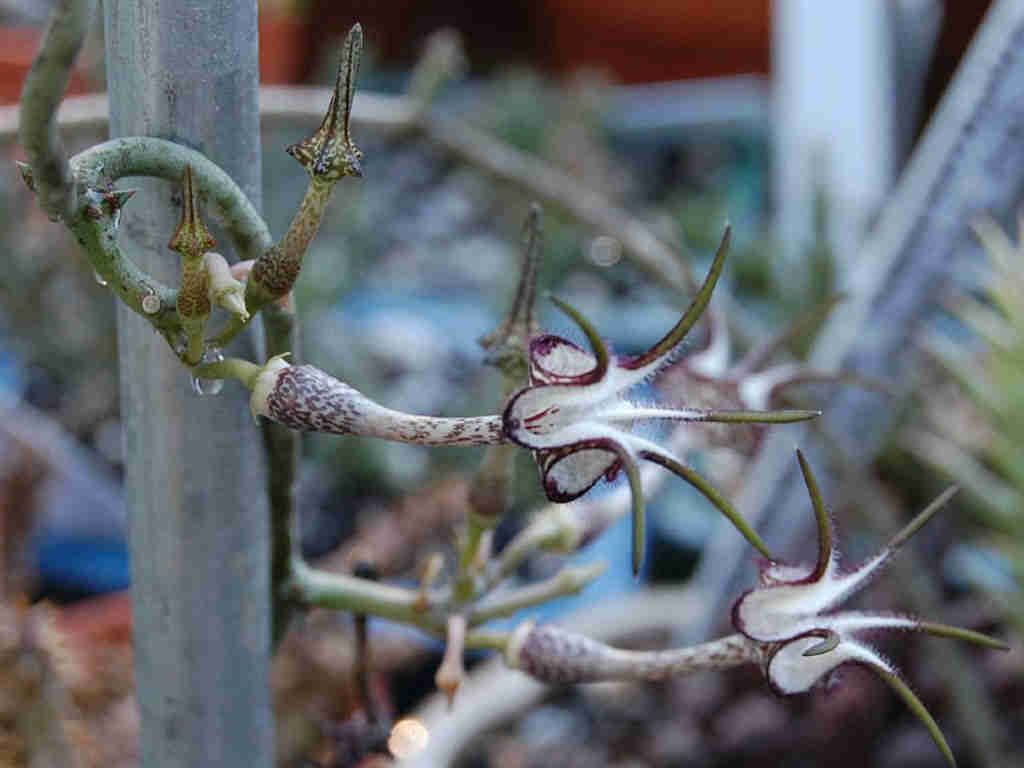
103,2,272,766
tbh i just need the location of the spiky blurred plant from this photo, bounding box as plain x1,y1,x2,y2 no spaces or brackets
908,215,1024,627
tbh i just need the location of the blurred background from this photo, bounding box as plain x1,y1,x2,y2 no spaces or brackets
1,0,1022,766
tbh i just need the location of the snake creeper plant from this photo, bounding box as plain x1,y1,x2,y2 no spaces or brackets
17,3,1012,763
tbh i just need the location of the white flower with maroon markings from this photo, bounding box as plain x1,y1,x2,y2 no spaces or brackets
502,227,820,574
732,450,1008,768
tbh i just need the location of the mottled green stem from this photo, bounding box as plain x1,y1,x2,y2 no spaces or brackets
192,357,261,388
19,0,94,220
243,180,332,314
71,137,272,257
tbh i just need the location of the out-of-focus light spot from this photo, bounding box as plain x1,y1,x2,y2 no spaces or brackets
588,235,622,267
388,717,429,760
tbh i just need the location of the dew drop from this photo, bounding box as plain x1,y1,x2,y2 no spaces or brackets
190,346,225,397
93,269,108,286
190,375,224,396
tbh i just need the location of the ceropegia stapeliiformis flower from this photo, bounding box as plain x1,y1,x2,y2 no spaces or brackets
502,227,821,573
731,450,1008,768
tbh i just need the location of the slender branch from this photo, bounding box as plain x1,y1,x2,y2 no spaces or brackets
263,303,300,650
489,513,568,588
465,629,512,652
192,357,261,387
468,562,607,625
287,558,447,633
505,624,759,683
352,561,383,724
18,0,95,220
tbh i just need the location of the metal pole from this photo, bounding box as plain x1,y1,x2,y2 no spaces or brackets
103,2,272,765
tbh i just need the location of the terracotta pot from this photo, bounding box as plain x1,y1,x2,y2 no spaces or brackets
540,0,771,83
0,26,91,105
259,15,314,84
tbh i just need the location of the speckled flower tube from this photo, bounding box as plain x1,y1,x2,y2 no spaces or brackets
504,622,760,684
249,356,504,445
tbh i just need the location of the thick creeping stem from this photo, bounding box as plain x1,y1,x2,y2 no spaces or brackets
169,166,216,365
243,23,365,320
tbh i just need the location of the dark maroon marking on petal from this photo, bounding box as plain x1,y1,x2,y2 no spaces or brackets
731,588,758,639
524,406,555,426
502,386,537,447
528,334,604,386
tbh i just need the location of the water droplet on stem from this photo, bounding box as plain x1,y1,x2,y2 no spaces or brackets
190,346,225,397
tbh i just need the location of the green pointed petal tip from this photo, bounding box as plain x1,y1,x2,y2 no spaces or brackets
876,669,957,768
917,621,1010,651
549,295,610,380
619,450,645,577
627,225,731,369
795,450,831,579
641,450,772,560
887,485,958,553
700,408,821,424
